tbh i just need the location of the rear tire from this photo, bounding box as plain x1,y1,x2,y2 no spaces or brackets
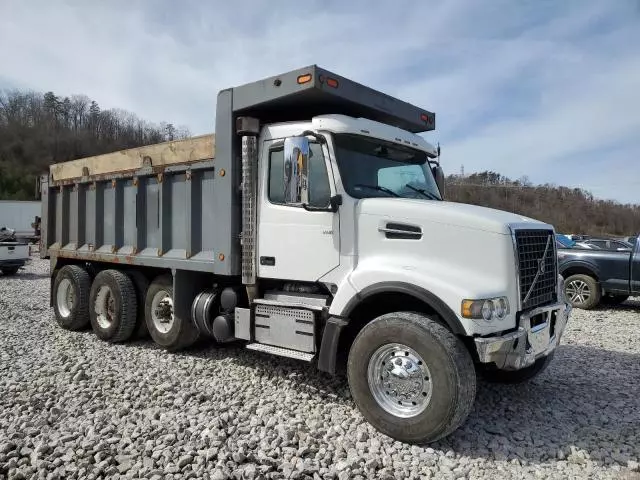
53,265,91,331
1,267,20,276
126,270,150,339
478,352,554,384
145,275,199,351
347,312,476,444
563,274,600,309
89,269,138,342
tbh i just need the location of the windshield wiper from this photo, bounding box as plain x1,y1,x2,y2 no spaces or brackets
405,184,440,200
354,184,400,197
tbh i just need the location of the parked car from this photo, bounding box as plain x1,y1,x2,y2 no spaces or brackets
555,234,576,249
574,241,600,250
558,236,640,309
580,238,633,251
0,241,30,275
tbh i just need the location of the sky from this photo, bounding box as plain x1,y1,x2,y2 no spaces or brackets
1,0,639,204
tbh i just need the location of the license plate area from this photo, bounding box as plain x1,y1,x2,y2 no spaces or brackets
528,312,551,355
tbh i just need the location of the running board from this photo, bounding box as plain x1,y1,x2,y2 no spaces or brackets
245,343,315,362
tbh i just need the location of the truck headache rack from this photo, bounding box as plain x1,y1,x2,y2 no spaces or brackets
229,65,435,133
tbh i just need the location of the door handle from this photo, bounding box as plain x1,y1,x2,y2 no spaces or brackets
260,256,275,266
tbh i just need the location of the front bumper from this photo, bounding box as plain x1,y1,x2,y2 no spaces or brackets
474,300,572,370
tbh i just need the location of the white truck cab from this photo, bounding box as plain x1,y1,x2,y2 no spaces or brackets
42,65,571,444
258,114,563,335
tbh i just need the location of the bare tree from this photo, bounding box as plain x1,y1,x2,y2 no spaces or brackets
446,171,640,236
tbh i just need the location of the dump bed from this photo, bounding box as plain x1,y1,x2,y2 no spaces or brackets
41,135,219,273
50,134,214,183
41,64,437,276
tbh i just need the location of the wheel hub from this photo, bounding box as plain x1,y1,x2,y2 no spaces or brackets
56,278,75,318
368,343,432,418
151,291,174,333
95,285,115,329
385,357,423,398
566,280,590,304
155,299,173,321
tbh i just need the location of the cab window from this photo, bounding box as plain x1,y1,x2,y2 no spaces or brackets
268,143,331,207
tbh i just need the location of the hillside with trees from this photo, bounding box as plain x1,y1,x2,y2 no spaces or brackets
446,172,640,236
0,89,189,199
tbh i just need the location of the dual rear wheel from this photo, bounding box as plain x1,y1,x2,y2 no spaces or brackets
52,265,198,349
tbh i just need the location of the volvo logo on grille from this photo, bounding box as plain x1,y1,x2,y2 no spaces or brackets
523,234,552,305
538,256,546,274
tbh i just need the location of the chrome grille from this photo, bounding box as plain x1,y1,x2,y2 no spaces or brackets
514,229,557,310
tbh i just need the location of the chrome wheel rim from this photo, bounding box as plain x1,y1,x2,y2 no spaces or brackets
367,343,432,418
151,290,174,334
94,285,115,329
566,280,590,304
56,278,75,318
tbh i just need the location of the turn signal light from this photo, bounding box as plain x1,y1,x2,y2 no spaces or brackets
297,74,312,84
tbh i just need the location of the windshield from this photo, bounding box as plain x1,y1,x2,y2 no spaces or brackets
332,134,442,200
555,235,576,248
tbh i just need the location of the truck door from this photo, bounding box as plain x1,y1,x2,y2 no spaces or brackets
257,138,340,281
595,250,631,293
631,241,640,293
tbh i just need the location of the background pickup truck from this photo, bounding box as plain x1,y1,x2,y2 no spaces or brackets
558,237,640,309
0,242,30,276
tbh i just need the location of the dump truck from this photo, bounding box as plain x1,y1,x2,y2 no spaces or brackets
39,65,572,443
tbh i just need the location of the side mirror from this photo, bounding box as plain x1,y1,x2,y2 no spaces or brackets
432,164,445,198
283,136,310,205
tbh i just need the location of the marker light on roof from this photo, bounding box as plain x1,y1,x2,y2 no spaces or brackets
420,113,433,124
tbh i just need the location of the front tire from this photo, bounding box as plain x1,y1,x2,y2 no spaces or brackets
479,352,554,384
89,269,138,342
564,274,601,309
145,275,199,351
1,267,20,276
347,312,476,444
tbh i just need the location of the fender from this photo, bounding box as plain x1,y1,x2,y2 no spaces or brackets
342,282,466,335
317,282,465,374
558,258,601,279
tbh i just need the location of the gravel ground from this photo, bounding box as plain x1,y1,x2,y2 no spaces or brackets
1,259,639,480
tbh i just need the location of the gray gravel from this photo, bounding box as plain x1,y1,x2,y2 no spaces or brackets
1,259,639,480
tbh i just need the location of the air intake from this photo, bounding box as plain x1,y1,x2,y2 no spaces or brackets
379,222,423,240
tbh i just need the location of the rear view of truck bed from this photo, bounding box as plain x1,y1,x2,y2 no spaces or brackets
0,242,30,275
41,135,220,272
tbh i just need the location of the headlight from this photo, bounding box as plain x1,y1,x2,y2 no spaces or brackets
461,297,510,321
